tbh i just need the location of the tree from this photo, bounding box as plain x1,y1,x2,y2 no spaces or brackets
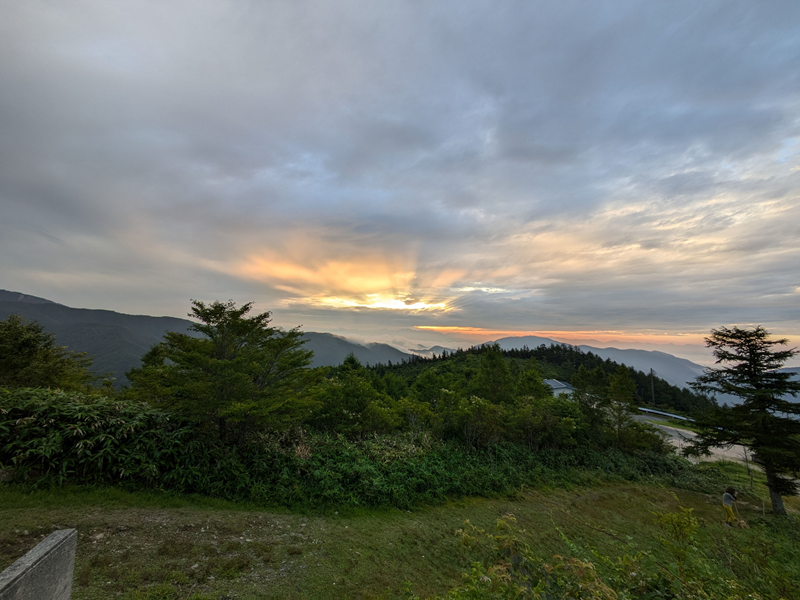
471,344,515,404
310,354,399,435
688,326,800,515
570,365,609,447
571,365,607,400
454,395,503,452
606,366,637,450
126,300,318,448
0,315,101,391
516,362,553,399
511,395,579,452
410,369,449,410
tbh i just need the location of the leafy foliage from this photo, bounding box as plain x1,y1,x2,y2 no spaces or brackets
0,314,104,391
309,354,399,435
1,388,716,508
511,395,580,452
306,345,671,455
470,343,516,405
1,388,203,486
375,343,714,416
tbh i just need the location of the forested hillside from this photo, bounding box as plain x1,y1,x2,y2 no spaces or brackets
367,343,715,416
1,291,727,400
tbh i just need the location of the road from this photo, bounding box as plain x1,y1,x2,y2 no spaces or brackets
635,415,752,464
655,423,751,463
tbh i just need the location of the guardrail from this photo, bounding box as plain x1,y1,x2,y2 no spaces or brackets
637,407,694,421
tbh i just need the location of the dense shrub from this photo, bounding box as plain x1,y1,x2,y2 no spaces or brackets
243,433,724,508
0,388,251,497
1,388,723,508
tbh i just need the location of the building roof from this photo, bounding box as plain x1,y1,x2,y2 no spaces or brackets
544,379,576,391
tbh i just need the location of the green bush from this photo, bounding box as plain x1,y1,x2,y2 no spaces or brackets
1,388,723,508
0,388,249,497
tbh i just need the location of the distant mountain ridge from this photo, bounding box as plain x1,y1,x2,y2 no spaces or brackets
3,290,792,405
0,290,410,386
0,290,54,305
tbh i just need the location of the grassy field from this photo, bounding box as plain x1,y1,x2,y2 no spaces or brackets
1,462,798,599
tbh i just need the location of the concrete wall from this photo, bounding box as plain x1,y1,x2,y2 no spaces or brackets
0,529,77,600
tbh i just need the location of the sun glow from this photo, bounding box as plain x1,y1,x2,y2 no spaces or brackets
312,294,450,311
236,255,416,294
229,250,455,312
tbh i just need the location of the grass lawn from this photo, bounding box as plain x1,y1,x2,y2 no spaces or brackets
1,462,798,599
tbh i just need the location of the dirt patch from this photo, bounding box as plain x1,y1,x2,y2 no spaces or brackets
0,505,326,599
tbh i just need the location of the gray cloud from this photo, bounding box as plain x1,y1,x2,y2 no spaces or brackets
1,0,799,351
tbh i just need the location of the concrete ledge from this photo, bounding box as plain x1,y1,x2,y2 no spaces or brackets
0,529,77,600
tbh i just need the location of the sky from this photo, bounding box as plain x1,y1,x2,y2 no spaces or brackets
1,1,799,363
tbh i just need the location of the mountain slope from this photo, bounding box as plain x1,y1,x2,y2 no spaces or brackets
0,299,197,386
301,332,410,367
0,291,411,386
576,345,706,389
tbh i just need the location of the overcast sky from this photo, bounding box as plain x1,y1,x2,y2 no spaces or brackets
2,1,799,359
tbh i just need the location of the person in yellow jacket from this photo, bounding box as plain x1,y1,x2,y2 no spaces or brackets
723,487,737,527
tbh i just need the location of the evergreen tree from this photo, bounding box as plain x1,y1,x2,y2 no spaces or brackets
688,326,800,515
471,343,515,404
127,300,317,448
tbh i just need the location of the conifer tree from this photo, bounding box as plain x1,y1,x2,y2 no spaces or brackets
688,326,800,514
127,300,317,448
471,343,515,404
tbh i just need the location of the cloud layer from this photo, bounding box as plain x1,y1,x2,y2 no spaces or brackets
1,1,799,355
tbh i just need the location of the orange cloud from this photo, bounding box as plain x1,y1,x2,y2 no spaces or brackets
414,325,707,345
310,294,450,311
237,254,415,293
427,268,468,288
226,246,458,311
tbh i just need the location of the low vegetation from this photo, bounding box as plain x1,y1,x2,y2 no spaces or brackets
1,467,797,599
1,387,708,508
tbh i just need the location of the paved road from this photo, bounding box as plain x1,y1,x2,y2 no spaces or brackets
655,424,750,463
635,415,751,463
